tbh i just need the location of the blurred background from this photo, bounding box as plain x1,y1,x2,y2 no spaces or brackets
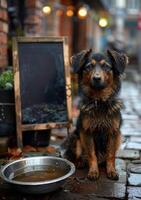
0,0,141,68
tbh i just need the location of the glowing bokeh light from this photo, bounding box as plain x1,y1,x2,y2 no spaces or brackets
99,18,108,27
78,7,88,18
66,8,74,17
42,6,52,15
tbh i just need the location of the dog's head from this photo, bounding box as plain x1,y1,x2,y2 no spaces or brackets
71,49,128,99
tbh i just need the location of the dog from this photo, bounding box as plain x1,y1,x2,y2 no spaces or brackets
65,49,128,180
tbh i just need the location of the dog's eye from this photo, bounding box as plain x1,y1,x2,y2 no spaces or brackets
84,63,93,71
102,64,112,71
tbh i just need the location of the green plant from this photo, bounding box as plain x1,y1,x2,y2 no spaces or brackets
0,70,14,90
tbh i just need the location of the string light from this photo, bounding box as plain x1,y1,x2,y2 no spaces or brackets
99,18,108,28
42,6,52,15
78,6,88,19
66,7,74,17
42,4,90,19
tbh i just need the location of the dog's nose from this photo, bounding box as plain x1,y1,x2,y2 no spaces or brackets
93,75,101,81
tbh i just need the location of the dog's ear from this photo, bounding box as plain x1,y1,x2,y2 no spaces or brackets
70,49,92,73
107,49,128,75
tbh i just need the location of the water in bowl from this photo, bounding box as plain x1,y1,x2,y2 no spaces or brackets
13,165,66,182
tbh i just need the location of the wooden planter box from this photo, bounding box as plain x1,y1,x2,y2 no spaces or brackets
0,89,16,137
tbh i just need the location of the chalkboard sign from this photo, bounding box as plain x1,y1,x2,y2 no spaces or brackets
13,37,72,148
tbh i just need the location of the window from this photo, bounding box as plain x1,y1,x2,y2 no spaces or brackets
127,0,140,10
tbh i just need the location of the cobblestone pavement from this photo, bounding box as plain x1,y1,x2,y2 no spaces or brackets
118,80,141,200
0,74,141,199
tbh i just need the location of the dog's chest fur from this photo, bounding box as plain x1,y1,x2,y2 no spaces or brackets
80,99,123,131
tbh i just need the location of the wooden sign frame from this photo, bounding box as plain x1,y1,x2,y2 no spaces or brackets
12,37,72,148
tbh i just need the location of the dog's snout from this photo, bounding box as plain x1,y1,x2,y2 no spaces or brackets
93,74,101,81
90,64,106,89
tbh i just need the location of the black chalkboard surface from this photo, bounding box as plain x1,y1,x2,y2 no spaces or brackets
13,37,72,148
18,42,67,124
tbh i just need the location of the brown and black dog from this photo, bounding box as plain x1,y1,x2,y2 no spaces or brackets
65,49,128,181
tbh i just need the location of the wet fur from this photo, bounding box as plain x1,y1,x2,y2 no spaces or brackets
65,49,128,180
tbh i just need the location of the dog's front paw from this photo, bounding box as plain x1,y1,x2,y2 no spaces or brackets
87,170,99,180
107,170,119,180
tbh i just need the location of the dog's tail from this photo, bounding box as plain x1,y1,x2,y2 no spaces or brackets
62,128,82,161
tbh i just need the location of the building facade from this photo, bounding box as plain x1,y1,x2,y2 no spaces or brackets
0,0,8,68
0,0,106,68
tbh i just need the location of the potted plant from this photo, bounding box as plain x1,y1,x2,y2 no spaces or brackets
0,68,16,137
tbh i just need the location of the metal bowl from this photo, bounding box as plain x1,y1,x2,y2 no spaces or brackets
0,156,75,194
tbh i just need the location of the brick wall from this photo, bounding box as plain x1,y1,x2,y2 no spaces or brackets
24,0,43,36
0,0,8,68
